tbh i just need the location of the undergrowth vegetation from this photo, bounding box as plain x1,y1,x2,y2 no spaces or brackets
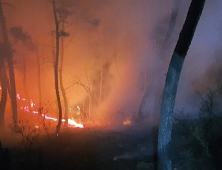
173,87,222,170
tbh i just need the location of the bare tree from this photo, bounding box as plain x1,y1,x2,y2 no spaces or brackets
58,1,71,127
59,23,69,127
158,1,205,169
52,0,63,134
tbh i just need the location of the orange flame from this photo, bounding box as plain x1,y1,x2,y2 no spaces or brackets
1,86,84,128
123,116,132,125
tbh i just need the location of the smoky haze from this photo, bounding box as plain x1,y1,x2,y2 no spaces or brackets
2,0,222,127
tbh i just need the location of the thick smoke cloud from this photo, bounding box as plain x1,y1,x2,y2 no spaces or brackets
176,0,222,113
2,0,222,125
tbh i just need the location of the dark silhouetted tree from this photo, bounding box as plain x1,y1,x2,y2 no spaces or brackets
57,0,72,127
0,0,18,128
0,44,8,128
138,1,181,168
51,0,72,130
52,0,63,134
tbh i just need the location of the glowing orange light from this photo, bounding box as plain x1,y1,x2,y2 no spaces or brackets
30,99,34,108
16,94,20,99
67,118,84,128
0,86,84,128
123,116,132,125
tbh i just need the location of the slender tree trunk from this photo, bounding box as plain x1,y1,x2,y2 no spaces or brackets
0,62,8,128
99,65,103,105
22,54,31,110
52,0,63,134
36,47,42,105
0,0,18,128
59,21,68,127
158,1,205,169
88,92,91,120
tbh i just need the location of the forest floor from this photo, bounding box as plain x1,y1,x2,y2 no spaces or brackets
2,116,221,170
0,124,157,170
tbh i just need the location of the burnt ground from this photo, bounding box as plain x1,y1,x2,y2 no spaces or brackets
2,116,222,170
0,125,157,170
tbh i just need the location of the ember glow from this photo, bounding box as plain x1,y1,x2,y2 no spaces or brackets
123,116,132,125
77,106,80,111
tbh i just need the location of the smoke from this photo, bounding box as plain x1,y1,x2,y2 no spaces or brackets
175,0,222,113
2,0,222,126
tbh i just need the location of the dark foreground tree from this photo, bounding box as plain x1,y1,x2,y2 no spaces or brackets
158,0,205,170
0,0,18,128
138,1,181,169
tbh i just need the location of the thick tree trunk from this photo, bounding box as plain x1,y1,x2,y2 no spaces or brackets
52,0,63,134
59,21,68,127
158,1,205,170
0,0,18,128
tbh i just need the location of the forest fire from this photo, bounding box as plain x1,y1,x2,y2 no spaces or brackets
1,87,84,128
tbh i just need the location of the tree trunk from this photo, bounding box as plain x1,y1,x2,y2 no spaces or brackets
99,65,103,105
0,0,18,128
0,62,8,128
52,0,63,134
158,1,205,170
88,91,91,120
59,21,68,127
22,54,31,110
36,47,42,105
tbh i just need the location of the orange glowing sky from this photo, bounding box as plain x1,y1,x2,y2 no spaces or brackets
2,0,222,125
